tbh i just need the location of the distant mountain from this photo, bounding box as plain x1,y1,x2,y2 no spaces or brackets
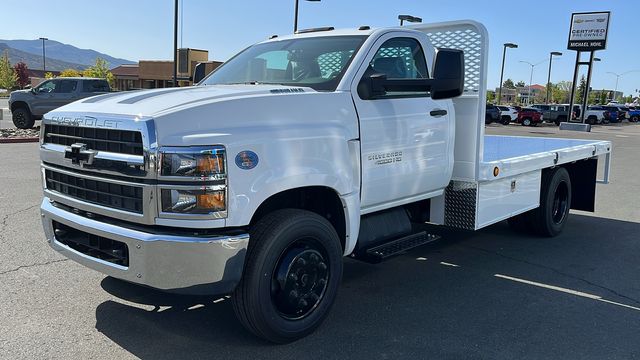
0,43,86,72
0,39,135,69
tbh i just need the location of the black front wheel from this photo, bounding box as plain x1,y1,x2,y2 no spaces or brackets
531,167,572,237
232,209,343,343
12,108,34,129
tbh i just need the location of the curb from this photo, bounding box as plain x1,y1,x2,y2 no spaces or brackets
0,137,40,144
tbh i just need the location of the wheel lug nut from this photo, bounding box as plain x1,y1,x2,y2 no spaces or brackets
289,273,298,282
318,262,327,271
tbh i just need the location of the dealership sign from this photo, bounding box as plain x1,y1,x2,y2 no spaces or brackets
567,11,610,51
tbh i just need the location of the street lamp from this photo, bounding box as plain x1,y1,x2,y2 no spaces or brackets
497,43,517,105
519,59,546,105
545,51,562,103
398,15,422,26
39,37,48,73
294,0,321,33
606,70,639,102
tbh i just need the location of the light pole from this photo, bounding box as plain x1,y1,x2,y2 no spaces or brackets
519,60,546,105
606,70,639,102
497,43,517,105
294,0,321,33
173,0,178,87
39,37,48,73
398,15,422,26
545,51,562,104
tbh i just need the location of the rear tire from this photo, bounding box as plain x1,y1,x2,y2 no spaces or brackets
12,108,34,129
587,116,597,125
521,118,532,126
501,116,511,125
530,168,572,237
631,115,639,123
232,209,343,343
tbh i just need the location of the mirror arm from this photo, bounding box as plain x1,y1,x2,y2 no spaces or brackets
382,78,434,92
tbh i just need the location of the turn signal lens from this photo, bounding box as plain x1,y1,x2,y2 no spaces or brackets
161,189,226,214
197,155,224,174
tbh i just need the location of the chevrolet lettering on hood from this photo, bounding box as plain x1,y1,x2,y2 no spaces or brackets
49,115,121,129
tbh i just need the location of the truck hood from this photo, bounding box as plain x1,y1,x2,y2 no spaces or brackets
47,85,314,118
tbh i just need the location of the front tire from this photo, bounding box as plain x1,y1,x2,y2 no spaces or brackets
12,108,34,129
521,118,532,126
232,209,343,343
530,167,572,237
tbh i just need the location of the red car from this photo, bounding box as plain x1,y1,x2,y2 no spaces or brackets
517,107,544,126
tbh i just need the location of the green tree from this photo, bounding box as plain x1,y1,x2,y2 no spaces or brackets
599,89,607,105
576,75,587,103
486,90,495,103
515,80,526,88
60,68,81,77
0,50,17,90
502,78,515,89
83,58,114,88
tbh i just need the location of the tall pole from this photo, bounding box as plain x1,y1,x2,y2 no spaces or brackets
294,0,299,32
528,66,533,105
173,0,178,87
546,53,552,103
39,37,48,73
613,76,619,101
567,51,581,122
580,51,596,123
498,46,507,105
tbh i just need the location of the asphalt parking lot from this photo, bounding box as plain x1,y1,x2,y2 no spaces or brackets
1,122,639,359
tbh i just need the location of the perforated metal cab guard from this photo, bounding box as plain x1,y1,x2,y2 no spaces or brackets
410,21,488,95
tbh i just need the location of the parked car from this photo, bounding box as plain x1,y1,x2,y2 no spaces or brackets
485,104,501,124
628,107,640,122
497,105,518,124
592,105,620,123
517,107,544,126
8,77,111,129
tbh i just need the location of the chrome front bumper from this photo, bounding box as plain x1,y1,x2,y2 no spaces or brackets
41,198,249,295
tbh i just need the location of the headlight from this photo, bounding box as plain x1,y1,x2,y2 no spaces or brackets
158,146,227,218
160,147,225,179
161,188,225,214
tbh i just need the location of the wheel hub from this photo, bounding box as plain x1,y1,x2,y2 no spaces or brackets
272,244,329,320
552,182,569,224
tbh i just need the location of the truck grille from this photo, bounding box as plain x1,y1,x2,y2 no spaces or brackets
45,169,143,214
44,124,144,156
53,221,129,267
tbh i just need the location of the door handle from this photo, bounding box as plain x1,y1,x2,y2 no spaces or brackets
430,109,448,117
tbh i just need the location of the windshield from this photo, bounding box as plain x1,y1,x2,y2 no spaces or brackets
200,36,367,91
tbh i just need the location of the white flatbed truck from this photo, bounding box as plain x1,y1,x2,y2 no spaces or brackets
40,20,611,342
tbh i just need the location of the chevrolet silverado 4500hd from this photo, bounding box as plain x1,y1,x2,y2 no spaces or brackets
40,21,612,343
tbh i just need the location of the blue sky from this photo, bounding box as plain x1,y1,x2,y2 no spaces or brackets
3,0,639,96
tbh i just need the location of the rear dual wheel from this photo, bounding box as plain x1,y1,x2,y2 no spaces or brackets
232,209,343,343
508,167,572,237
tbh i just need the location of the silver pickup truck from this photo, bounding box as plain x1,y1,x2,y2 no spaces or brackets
8,77,110,129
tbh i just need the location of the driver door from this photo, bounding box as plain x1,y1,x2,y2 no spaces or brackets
351,34,454,212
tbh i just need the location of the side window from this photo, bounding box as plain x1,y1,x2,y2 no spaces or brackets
83,80,109,92
368,37,429,97
55,80,77,93
38,80,56,93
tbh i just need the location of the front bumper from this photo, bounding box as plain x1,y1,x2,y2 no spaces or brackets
41,198,249,295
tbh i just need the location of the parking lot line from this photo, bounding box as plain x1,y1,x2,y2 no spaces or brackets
495,273,640,312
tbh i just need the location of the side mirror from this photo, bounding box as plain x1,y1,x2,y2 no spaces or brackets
430,48,465,100
193,63,206,84
357,48,465,100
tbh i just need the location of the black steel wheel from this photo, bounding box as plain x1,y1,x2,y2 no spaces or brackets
530,167,572,237
12,107,34,129
232,209,343,343
272,239,329,320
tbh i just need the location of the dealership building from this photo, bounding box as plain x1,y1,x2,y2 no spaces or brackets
110,48,221,91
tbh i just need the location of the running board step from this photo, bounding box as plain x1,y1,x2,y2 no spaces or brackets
354,231,441,264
